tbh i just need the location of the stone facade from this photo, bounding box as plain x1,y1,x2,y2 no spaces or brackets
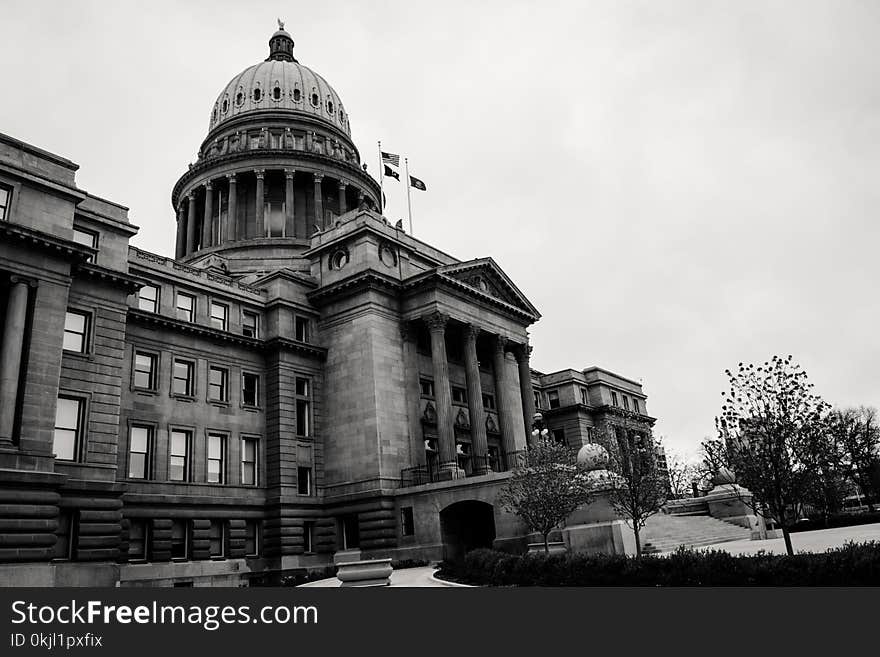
0,26,654,586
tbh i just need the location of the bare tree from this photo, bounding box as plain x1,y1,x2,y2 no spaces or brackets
828,407,880,511
712,355,830,556
596,410,667,557
498,436,594,554
665,450,699,499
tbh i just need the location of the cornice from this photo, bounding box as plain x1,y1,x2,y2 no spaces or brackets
403,271,539,323
306,270,402,306
73,263,143,293
0,221,93,263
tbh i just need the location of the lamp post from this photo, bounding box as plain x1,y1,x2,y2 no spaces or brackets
530,412,550,446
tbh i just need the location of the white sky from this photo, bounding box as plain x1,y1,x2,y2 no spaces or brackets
3,1,879,461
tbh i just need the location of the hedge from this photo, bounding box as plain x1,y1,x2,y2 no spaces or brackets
789,511,880,533
435,542,880,586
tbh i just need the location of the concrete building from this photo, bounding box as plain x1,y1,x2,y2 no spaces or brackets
0,25,653,586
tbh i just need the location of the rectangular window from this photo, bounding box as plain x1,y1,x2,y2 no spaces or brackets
611,390,619,407
128,425,153,479
303,521,314,554
244,520,260,556
242,310,259,338
241,437,258,485
633,398,640,414
295,377,311,436
0,185,11,221
533,391,543,409
401,507,415,537
580,387,589,405
63,310,90,353
134,351,157,390
171,519,189,560
623,395,630,411
548,390,560,409
72,227,98,262
552,428,566,445
176,292,195,322
451,386,467,404
208,520,225,558
138,284,159,313
53,510,78,561
53,396,83,461
127,519,149,561
482,393,495,410
488,445,501,472
242,372,260,406
172,359,194,396
419,378,434,397
295,316,309,342
208,366,228,402
210,301,228,331
169,430,191,481
297,466,312,495
207,433,226,484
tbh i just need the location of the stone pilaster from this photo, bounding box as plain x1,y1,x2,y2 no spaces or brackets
255,169,265,237
226,173,237,242
400,322,426,467
284,169,295,238
426,312,455,472
0,278,30,444
185,192,197,254
175,203,186,259
313,173,324,229
202,181,213,248
515,343,536,446
463,324,488,473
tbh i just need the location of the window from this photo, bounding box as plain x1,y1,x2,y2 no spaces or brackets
53,396,83,461
401,507,415,537
176,292,195,322
488,445,501,472
482,393,495,410
548,390,560,409
241,437,258,485
253,87,262,102
53,510,78,561
295,377,311,436
419,379,434,397
623,396,630,411
0,185,10,221
580,387,589,405
245,520,260,556
134,351,157,390
63,310,89,353
611,390,619,407
169,430,191,481
209,520,225,558
171,519,189,560
552,428,566,445
293,88,301,102
172,359,194,396
128,519,149,561
295,316,309,342
138,284,159,312
242,310,259,338
533,391,543,409
303,521,314,554
208,366,228,402
210,301,228,331
273,85,282,101
297,466,312,495
128,425,153,479
72,227,98,262
340,515,359,550
242,372,260,407
207,433,226,484
633,398,640,414
452,386,467,404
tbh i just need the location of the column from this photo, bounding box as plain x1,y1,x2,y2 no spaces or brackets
313,173,324,229
185,192,197,255
0,278,30,445
514,343,536,446
425,312,456,475
255,169,265,237
337,181,347,215
463,324,488,474
357,190,365,211
400,322,426,467
492,335,519,464
202,181,213,248
226,173,237,242
284,169,295,238
175,203,186,259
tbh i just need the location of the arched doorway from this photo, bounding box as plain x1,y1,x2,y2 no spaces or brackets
439,500,496,562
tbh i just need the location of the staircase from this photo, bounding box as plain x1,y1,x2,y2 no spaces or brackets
641,513,751,553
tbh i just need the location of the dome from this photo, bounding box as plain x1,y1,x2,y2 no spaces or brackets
208,29,350,136
577,443,610,471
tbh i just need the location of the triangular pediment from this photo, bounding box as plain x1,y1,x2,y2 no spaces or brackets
435,258,540,319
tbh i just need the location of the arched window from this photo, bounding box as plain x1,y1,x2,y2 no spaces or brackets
235,88,244,106
327,98,334,114
253,84,262,102
221,96,229,113
293,87,301,102
310,89,319,107
273,84,282,101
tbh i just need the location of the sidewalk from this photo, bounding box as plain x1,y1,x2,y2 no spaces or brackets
299,566,465,587
694,522,880,556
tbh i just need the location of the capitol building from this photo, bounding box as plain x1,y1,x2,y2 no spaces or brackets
0,25,652,586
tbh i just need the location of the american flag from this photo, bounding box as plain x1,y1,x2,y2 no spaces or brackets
381,151,400,167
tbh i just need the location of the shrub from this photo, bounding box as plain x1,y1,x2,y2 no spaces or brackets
789,511,880,533
434,542,880,586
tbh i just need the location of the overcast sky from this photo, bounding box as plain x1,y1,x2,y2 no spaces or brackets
3,1,879,460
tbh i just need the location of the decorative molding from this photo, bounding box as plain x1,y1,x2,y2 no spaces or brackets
462,323,481,343
0,220,93,263
455,408,470,429
422,402,437,424
424,311,448,333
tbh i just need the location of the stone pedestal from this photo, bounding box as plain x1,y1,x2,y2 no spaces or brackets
703,483,766,540
563,520,637,556
336,559,393,587
333,548,362,565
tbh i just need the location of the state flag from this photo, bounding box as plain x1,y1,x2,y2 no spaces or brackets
409,175,427,191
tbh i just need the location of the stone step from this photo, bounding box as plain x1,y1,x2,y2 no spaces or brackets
641,513,751,552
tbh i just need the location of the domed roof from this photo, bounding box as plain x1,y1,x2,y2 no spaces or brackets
208,27,350,136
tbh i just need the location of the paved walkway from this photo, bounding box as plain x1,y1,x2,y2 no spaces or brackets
694,522,880,556
299,566,461,587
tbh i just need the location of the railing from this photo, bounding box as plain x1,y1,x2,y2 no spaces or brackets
399,450,527,487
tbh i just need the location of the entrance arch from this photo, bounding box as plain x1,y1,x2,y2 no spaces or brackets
439,500,496,562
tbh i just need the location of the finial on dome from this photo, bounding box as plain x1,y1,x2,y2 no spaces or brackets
267,20,296,62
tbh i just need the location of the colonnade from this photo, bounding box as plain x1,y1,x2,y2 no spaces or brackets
0,277,31,444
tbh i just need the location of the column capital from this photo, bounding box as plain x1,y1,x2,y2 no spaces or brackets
285,168,295,180
357,189,365,200
205,180,213,191
337,180,346,190
9,275,37,289
424,311,448,333
254,169,265,179
226,172,237,183
493,334,509,353
187,191,197,201
512,342,533,361
313,172,324,183
463,323,481,343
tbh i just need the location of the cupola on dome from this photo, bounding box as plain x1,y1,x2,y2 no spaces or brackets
208,22,350,136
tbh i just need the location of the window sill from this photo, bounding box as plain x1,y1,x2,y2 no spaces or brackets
62,350,93,361
133,387,157,396
241,404,261,412
209,400,230,408
172,394,196,402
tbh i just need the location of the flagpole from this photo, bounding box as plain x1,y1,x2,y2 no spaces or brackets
377,140,384,214
405,157,413,235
